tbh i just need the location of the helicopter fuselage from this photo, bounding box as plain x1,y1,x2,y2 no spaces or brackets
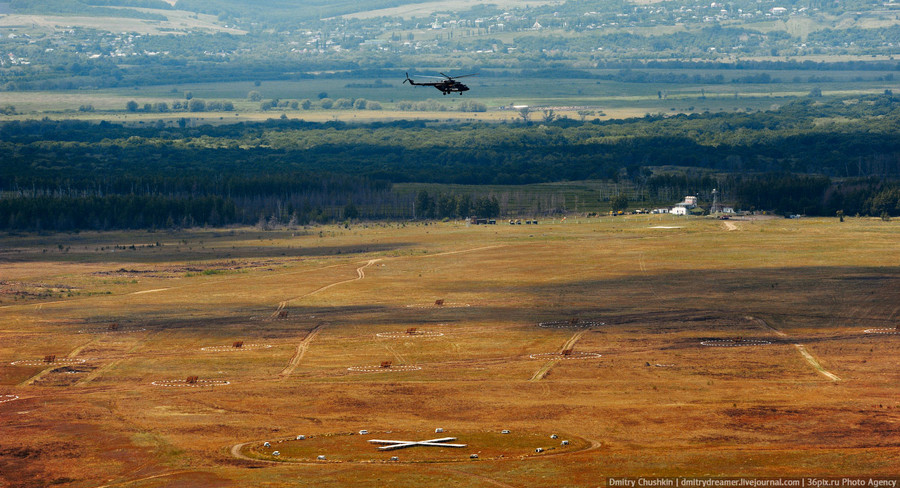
404,73,474,95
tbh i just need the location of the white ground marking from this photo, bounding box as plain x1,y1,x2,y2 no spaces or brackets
538,320,603,329
11,358,87,366
864,328,900,335
368,437,467,451
700,339,772,347
347,365,422,373
130,288,170,295
376,331,444,338
528,352,602,359
151,379,230,388
406,303,470,309
0,394,19,404
200,344,273,352
77,327,146,334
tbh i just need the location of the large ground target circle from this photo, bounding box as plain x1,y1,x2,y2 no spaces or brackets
78,327,146,334
347,365,422,373
528,352,602,360
376,331,444,338
700,339,772,347
406,303,470,309
538,320,604,329
151,379,231,388
200,344,273,352
237,429,591,464
864,328,900,335
11,358,87,366
0,394,19,404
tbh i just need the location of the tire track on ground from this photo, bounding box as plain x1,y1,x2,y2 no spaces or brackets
276,259,380,380
530,330,587,382
383,344,410,365
0,262,347,311
278,324,321,380
76,331,161,387
638,252,665,304
91,470,198,488
429,466,518,488
722,221,739,231
420,245,506,258
749,316,841,382
279,259,380,307
18,337,107,387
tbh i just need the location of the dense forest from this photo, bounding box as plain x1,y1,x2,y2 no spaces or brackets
2,95,900,230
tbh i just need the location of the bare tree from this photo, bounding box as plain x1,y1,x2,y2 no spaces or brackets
517,106,531,123
541,109,557,123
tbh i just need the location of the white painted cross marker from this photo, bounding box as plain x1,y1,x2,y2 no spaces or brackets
367,437,467,451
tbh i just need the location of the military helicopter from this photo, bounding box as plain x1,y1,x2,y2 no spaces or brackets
403,72,476,95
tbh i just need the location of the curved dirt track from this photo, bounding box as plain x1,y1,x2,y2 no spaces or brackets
749,316,841,382
279,259,381,307
276,259,381,379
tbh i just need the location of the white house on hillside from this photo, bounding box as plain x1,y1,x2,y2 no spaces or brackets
670,195,698,216
671,205,690,216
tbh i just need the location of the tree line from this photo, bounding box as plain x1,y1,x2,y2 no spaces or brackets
2,96,900,230
413,191,500,219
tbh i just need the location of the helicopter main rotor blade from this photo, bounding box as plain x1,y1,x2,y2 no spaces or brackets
438,72,478,79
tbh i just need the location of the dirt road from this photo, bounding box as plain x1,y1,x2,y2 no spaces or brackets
750,316,841,382
530,330,587,381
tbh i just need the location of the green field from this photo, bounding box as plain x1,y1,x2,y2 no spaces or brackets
2,71,897,124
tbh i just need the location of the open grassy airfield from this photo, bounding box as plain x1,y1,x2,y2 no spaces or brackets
3,72,898,126
0,216,898,486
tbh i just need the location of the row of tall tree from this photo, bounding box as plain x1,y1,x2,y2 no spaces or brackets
413,191,500,219
126,99,235,112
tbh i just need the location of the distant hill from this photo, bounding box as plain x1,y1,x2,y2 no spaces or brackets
10,0,172,20
173,0,428,23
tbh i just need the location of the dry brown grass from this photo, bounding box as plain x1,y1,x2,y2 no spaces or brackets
0,217,898,486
